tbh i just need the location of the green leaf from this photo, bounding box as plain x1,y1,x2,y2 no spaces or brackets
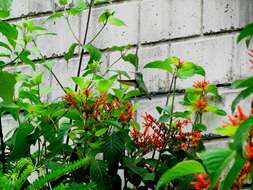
72,76,90,89
231,87,253,113
95,128,108,137
156,160,205,189
95,75,117,93
103,132,124,164
84,44,102,65
28,157,91,190
206,105,227,116
90,160,110,190
19,50,35,70
0,71,16,103
42,60,56,70
220,155,246,190
95,0,109,5
98,10,113,23
232,77,253,89
233,116,253,156
237,23,253,43
47,12,64,20
10,123,34,160
58,0,69,5
177,62,205,79
214,126,238,136
123,53,139,68
199,148,234,190
0,21,18,48
67,0,88,15
144,59,173,73
64,43,78,62
23,20,46,32
0,0,12,18
108,16,126,26
0,41,12,52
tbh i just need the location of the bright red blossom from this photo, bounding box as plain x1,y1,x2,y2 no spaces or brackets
130,113,166,153
193,80,209,90
223,106,253,127
194,98,208,112
191,173,210,190
175,119,202,151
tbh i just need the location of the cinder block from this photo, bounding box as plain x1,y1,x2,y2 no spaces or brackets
80,1,139,49
1,115,18,137
140,0,201,43
170,35,234,89
139,44,170,93
233,33,253,79
204,138,230,149
10,0,53,18
34,15,81,58
203,0,253,33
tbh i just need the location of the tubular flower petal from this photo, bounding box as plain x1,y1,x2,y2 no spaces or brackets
193,80,209,91
223,106,253,127
130,113,166,153
191,173,210,190
194,98,208,112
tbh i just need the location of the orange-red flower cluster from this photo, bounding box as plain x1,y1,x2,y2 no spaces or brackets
174,119,202,151
223,106,253,127
248,49,253,69
193,80,209,91
130,113,166,153
245,142,253,161
64,89,135,124
232,161,251,190
194,98,208,112
191,173,210,190
119,102,135,123
65,93,79,111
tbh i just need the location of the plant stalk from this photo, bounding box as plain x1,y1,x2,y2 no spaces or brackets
75,0,94,92
0,116,6,173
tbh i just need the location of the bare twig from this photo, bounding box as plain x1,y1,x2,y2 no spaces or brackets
75,0,95,92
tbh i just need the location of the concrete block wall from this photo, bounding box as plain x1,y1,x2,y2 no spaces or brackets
3,0,253,147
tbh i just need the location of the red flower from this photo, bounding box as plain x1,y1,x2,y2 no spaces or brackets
65,93,79,110
191,173,210,190
175,119,202,151
194,98,208,112
130,113,166,153
223,106,251,127
193,80,209,91
245,144,253,161
232,161,251,190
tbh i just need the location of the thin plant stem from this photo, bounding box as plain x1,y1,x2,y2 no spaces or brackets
165,71,176,109
32,40,66,94
65,16,82,45
87,21,107,45
75,0,95,92
0,115,6,173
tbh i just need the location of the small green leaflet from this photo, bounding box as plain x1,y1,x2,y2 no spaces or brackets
0,0,13,18
0,71,16,103
108,16,126,26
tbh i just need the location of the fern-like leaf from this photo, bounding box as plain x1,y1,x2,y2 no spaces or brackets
27,156,91,190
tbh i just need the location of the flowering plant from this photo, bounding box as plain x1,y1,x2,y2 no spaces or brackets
0,0,252,190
